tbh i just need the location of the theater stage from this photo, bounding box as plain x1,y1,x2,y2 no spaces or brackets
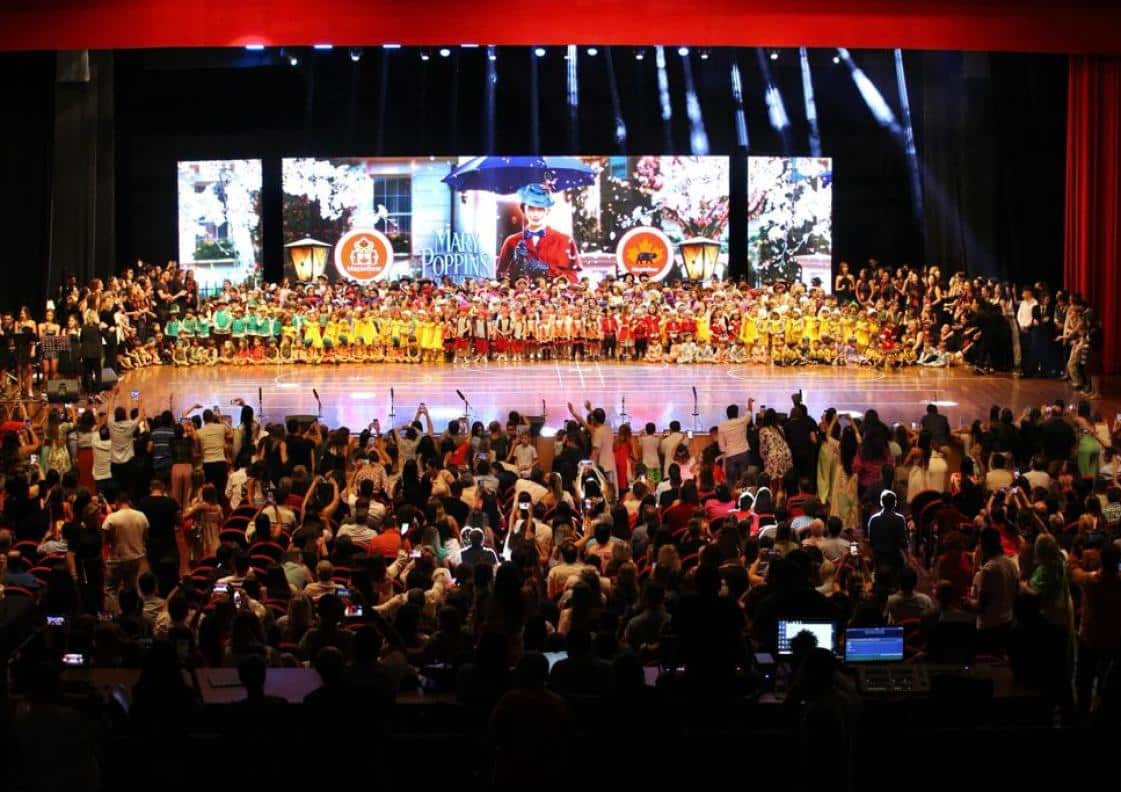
110,361,1113,434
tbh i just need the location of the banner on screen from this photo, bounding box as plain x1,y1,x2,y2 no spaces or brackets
177,160,263,292
281,156,729,285
748,156,833,291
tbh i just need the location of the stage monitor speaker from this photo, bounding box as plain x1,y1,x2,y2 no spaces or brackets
98,368,118,391
285,414,318,428
45,378,81,403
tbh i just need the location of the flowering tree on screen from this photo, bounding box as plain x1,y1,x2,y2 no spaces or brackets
748,157,832,284
176,160,262,289
281,158,373,243
632,156,730,243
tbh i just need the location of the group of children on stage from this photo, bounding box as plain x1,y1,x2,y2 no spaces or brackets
112,281,967,371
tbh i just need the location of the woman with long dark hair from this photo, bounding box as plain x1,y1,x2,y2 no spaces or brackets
830,424,861,532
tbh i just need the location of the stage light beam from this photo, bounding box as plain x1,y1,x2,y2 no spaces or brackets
655,46,674,152
730,59,750,150
439,47,451,58
894,48,925,237
799,47,822,157
679,46,710,155
836,48,899,132
756,48,790,153
566,44,580,151
605,47,628,150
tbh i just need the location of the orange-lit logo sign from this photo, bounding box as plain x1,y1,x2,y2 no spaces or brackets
334,229,394,282
615,226,674,281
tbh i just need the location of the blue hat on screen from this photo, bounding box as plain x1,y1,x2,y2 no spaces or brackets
517,183,555,209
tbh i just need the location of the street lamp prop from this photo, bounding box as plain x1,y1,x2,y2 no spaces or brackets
678,237,722,282
284,237,331,282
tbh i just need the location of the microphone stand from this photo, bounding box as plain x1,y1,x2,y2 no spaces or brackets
312,388,322,421
258,387,264,424
619,394,629,426
457,389,471,425
691,386,700,434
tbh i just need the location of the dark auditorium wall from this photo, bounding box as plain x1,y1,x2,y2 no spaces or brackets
0,53,54,313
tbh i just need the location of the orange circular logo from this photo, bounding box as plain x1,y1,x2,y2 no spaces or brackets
616,226,674,281
334,229,394,282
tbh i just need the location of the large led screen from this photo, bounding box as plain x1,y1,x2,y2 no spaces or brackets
748,156,833,290
176,159,263,292
281,155,730,285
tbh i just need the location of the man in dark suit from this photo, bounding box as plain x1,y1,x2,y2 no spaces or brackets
920,403,951,448
79,310,103,395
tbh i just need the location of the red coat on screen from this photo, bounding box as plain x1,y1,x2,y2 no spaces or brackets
497,228,582,282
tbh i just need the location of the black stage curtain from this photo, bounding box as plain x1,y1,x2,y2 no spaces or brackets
0,53,54,314
48,50,117,300
918,52,1066,286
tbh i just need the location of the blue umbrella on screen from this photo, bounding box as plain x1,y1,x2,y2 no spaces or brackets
442,156,597,195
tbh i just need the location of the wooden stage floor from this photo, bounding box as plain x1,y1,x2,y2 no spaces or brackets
112,361,1118,434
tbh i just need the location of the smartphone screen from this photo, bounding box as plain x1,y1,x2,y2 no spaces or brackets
335,586,351,598
849,542,859,556
213,582,229,593
400,522,410,535
46,615,65,627
62,653,85,667
130,389,139,400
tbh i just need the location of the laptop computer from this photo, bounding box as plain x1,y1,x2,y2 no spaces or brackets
844,626,904,663
777,619,836,657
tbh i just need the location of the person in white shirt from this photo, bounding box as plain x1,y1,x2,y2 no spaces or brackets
638,423,663,483
225,465,249,510
984,453,1015,492
568,402,616,486
1016,288,1038,376
92,424,114,496
717,399,754,486
509,433,539,477
1023,457,1053,492
108,393,145,498
197,409,232,495
658,421,686,477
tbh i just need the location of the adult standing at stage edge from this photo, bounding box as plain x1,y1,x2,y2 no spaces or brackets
718,398,754,486
79,309,103,395
198,409,233,497
109,389,144,499
568,402,616,488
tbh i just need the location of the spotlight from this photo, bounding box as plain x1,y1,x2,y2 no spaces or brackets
488,49,497,61
438,47,451,58
461,43,479,48
677,46,690,56
586,47,598,56
833,55,841,64
699,48,710,60
419,49,430,61
534,46,546,57
634,47,646,61
244,44,265,51
288,54,299,66
770,51,779,61
382,44,402,50
313,43,333,51
349,47,362,62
